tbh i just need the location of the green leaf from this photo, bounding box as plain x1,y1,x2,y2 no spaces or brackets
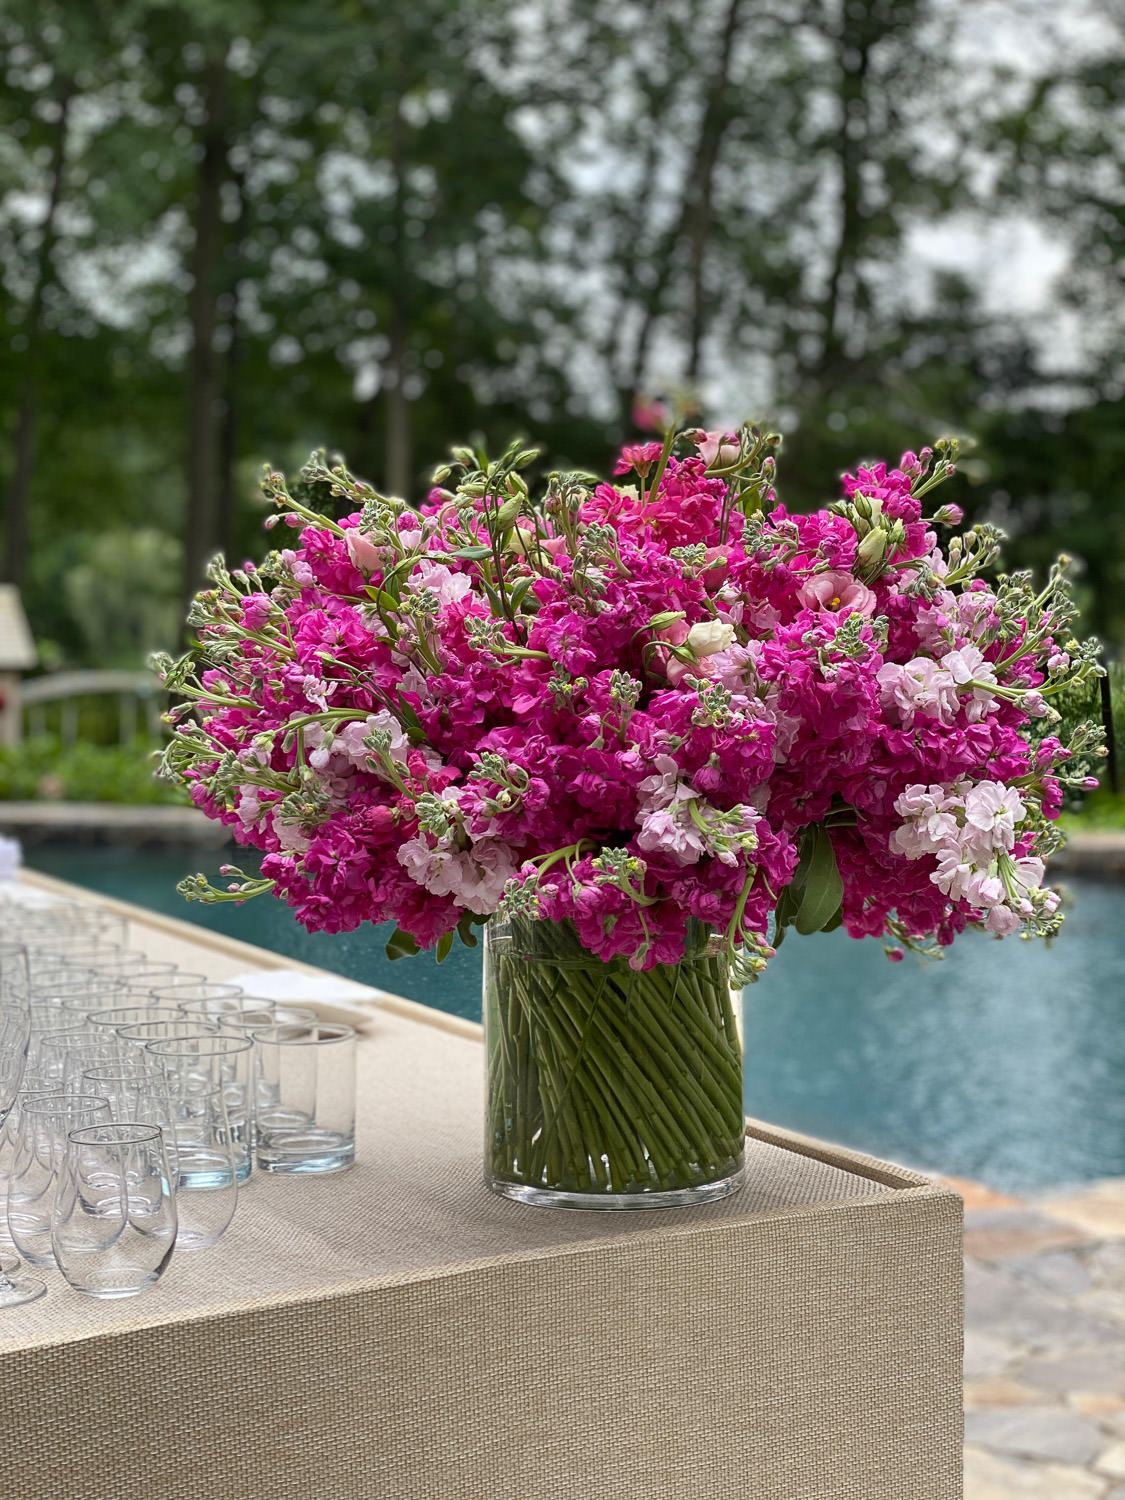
365,586,400,613
509,575,537,611
380,555,420,590
457,912,481,949
435,931,454,964
820,905,844,933
793,825,844,935
454,544,493,560
385,927,420,961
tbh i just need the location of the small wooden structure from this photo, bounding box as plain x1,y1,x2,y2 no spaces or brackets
0,587,36,746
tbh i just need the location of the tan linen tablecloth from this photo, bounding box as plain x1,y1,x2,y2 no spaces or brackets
0,873,963,1500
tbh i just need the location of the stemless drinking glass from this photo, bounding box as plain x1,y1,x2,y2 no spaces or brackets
0,944,43,1306
85,1004,187,1035
175,993,265,1024
255,1023,357,1174
117,1020,220,1057
35,976,127,1014
40,947,126,978
144,1083,237,1251
8,1093,111,1267
38,1030,122,1090
218,1004,316,1039
146,1035,253,1183
52,1124,176,1298
145,974,231,1001
60,910,129,953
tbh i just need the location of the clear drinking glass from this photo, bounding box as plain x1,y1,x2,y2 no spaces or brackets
0,944,44,1306
117,1020,220,1054
38,1030,122,1089
52,1124,176,1298
149,1083,237,1251
81,951,175,978
81,1062,181,1175
177,994,269,1023
152,980,244,1009
145,974,234,1001
35,976,127,1014
8,1093,111,1267
255,1023,356,1174
145,1035,253,1183
85,1004,187,1034
38,947,126,977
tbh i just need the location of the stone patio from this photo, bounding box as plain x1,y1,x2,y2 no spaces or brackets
953,1175,1125,1498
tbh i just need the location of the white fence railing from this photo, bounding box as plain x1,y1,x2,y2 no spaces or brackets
19,671,163,745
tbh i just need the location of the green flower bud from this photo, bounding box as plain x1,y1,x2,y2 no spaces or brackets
856,527,888,571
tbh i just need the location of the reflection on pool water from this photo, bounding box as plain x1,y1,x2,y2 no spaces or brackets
23,842,1125,1194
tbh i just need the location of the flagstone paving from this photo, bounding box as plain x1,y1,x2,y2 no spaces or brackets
954,1176,1125,1499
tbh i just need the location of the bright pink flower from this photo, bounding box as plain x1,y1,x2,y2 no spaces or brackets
614,442,664,476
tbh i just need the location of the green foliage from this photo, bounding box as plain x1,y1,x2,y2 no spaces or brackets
0,737,186,805
64,530,184,666
1060,792,1125,832
0,0,1122,669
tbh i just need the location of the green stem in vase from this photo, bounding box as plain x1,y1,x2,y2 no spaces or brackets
484,916,745,1198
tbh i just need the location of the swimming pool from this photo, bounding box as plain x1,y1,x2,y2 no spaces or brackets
23,841,1125,1194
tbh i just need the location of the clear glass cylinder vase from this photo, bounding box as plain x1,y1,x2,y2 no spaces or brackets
483,915,745,1209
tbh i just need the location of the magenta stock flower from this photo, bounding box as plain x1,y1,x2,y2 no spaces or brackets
158,431,1102,972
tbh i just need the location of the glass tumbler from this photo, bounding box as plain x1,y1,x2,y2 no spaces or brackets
116,1021,220,1056
8,1094,112,1266
255,1023,357,1174
145,1035,253,1184
152,982,245,1014
151,1084,237,1252
52,1124,176,1298
0,944,44,1307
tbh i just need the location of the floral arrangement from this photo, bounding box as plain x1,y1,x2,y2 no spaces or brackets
156,425,1104,985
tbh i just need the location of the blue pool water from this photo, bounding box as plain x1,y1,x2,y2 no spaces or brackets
23,842,1125,1194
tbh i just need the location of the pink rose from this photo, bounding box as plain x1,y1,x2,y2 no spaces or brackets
797,570,876,618
344,527,382,575
695,430,740,469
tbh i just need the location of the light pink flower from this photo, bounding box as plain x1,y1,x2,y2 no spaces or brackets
409,561,472,607
695,430,740,468
398,836,518,914
345,528,382,575
637,807,707,866
963,782,1024,851
877,658,957,726
798,571,877,618
984,905,1021,936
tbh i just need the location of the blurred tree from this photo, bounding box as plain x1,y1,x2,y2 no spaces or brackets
64,527,184,664
0,1,130,589
0,0,1122,667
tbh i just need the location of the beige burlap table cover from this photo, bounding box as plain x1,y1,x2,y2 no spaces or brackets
0,874,963,1500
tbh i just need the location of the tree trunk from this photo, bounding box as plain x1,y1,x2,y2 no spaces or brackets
683,0,743,383
3,85,73,588
383,102,412,498
218,175,248,566
182,57,229,618
815,11,872,386
627,0,745,407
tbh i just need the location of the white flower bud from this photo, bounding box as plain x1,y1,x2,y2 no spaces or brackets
685,621,735,659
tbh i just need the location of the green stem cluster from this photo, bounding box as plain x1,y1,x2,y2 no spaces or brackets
484,917,744,1196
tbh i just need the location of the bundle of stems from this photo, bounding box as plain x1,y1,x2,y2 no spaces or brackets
485,917,744,1195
